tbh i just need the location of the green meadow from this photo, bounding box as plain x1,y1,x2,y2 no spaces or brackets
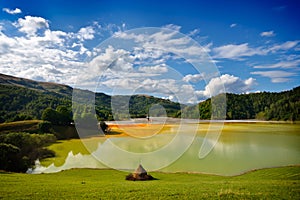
0,166,299,199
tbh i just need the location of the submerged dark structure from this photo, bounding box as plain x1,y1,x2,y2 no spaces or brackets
125,164,155,181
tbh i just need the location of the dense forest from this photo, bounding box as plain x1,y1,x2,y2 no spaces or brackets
197,86,300,121
0,73,299,122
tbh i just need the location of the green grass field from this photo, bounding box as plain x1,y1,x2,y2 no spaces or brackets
0,166,299,199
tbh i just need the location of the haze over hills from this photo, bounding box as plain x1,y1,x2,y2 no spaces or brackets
0,73,299,123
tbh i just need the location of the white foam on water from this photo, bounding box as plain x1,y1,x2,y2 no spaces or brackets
28,151,105,174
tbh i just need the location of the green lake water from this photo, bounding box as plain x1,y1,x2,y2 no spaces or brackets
164,123,300,175
34,122,300,176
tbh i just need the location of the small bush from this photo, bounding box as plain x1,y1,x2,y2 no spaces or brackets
38,121,52,133
99,121,108,133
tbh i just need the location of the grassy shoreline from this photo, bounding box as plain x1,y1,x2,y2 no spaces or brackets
0,166,299,199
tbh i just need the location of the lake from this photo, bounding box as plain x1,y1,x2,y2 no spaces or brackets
33,122,300,176
165,122,300,175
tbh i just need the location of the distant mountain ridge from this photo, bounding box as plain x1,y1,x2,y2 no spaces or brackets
0,73,299,122
0,73,181,122
0,73,73,97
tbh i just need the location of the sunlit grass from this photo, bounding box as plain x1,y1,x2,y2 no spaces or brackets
0,166,299,199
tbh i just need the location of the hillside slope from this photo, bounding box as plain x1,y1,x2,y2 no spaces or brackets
1,73,299,122
0,73,72,97
197,86,300,121
0,73,180,122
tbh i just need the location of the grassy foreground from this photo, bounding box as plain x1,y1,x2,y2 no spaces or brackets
0,166,299,199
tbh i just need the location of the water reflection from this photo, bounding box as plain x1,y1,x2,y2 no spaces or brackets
31,123,300,176
165,129,300,175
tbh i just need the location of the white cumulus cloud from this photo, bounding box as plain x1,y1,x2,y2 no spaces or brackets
15,16,49,36
195,74,256,98
183,74,204,83
3,8,22,15
87,45,134,77
0,16,103,86
138,64,168,74
77,26,95,41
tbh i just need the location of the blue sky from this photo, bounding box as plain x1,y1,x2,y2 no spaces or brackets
0,0,299,103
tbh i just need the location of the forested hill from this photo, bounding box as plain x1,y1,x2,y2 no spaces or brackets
0,73,180,122
0,73,72,98
0,73,299,122
197,86,300,121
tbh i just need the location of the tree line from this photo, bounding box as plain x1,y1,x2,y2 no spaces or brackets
0,84,181,123
197,86,300,121
1,81,299,123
